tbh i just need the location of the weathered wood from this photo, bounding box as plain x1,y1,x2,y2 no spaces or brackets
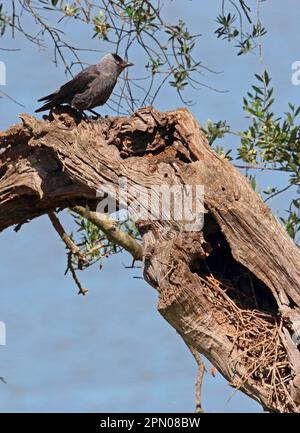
1,106,300,412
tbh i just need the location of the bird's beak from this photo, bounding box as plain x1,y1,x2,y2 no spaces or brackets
122,61,134,68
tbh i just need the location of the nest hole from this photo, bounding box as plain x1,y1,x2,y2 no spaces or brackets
190,213,278,315
188,213,295,411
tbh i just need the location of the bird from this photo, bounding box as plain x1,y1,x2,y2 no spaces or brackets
35,53,133,115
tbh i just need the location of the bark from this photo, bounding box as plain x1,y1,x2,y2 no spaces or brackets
1,107,300,412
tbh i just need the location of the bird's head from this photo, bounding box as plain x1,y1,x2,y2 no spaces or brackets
104,53,134,71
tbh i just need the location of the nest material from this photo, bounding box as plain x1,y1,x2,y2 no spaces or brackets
199,274,296,412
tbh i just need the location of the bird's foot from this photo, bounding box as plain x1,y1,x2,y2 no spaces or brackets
87,109,102,119
71,107,102,122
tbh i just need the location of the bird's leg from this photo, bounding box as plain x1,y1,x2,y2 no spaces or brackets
69,105,89,120
80,110,89,120
87,109,102,119
70,106,100,121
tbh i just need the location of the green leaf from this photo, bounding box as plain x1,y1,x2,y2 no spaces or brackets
264,70,271,86
254,73,264,83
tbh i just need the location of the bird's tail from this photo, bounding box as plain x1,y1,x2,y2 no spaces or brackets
37,92,57,103
35,100,56,113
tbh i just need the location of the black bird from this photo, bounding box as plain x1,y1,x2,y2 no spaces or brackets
35,53,133,114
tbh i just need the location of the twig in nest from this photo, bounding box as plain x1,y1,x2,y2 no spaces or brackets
199,273,294,412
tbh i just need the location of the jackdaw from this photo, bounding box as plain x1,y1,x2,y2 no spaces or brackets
35,53,133,114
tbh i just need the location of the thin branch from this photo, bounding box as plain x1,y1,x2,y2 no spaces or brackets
48,211,81,258
183,339,205,413
72,206,143,261
234,163,286,172
0,90,24,107
66,252,89,296
48,211,88,295
264,184,293,203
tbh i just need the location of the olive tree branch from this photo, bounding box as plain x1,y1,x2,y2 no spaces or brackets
72,205,143,261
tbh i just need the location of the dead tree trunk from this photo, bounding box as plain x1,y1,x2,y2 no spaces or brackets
1,107,300,412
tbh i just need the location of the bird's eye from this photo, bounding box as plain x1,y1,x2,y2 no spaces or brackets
112,54,123,64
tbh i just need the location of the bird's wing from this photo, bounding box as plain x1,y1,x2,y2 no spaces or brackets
37,65,99,103
71,74,116,110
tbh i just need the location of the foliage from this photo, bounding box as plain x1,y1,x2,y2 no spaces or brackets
0,0,265,110
69,211,141,270
215,8,267,56
204,71,300,244
204,119,231,148
0,5,6,36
